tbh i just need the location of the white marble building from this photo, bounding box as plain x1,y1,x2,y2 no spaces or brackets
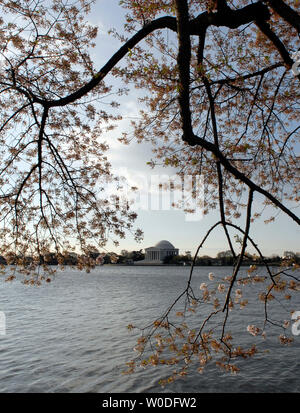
144,240,179,263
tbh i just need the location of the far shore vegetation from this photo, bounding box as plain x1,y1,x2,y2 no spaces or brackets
1,249,299,267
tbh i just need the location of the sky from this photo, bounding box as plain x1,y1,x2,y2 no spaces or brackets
84,0,299,257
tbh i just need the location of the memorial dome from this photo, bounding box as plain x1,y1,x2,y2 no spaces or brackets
154,240,175,249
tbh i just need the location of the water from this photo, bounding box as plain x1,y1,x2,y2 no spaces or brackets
0,266,299,393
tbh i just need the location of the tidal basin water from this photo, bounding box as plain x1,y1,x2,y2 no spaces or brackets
0,265,299,393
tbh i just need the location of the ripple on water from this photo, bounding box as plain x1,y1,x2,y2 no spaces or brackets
0,266,299,392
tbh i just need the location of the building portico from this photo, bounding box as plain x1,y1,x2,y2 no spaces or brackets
144,240,179,263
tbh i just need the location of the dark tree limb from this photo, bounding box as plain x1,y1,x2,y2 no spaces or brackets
202,75,236,258
41,1,276,108
264,0,300,34
255,20,294,68
223,189,254,312
183,132,300,225
174,0,193,141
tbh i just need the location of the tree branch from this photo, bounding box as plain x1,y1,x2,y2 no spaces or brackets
44,1,273,108
264,0,300,34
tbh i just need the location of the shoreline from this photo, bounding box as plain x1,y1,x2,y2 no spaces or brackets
102,262,282,267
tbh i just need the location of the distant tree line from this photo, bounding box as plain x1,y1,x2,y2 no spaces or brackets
163,250,300,266
0,249,145,266
0,249,299,267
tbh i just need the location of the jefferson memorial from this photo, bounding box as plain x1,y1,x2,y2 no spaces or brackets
144,240,179,263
